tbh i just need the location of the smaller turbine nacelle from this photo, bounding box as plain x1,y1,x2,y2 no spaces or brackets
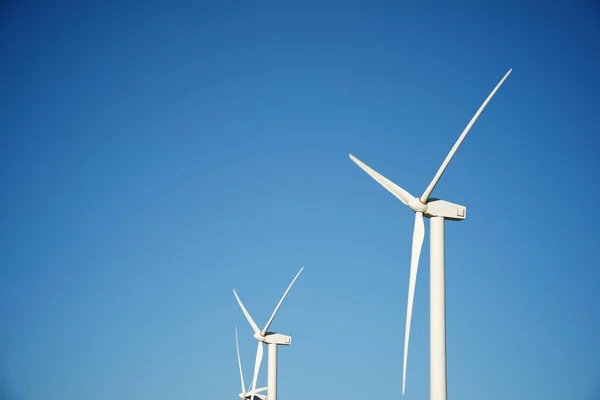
251,332,289,344
240,391,267,400
408,196,466,221
242,394,266,400
261,333,292,346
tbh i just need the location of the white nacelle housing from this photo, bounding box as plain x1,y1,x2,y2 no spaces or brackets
425,199,466,221
264,333,292,345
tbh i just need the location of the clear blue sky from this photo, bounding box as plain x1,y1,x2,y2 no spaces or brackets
1,1,599,399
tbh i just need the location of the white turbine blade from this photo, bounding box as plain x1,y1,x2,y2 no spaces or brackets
420,68,513,203
244,378,255,395
245,377,256,394
242,387,267,398
402,211,425,395
349,154,414,206
260,266,304,336
235,327,246,393
233,289,261,334
250,342,263,400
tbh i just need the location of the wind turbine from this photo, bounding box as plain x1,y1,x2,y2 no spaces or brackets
235,327,268,400
233,267,304,400
349,69,512,400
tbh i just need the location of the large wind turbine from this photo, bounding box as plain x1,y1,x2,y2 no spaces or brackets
349,69,512,400
235,327,268,400
233,267,304,400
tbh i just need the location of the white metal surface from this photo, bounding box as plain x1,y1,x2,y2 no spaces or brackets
430,217,447,400
425,199,466,221
263,333,291,345
268,343,277,400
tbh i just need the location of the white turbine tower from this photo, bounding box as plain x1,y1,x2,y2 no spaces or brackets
235,327,268,400
233,267,304,400
349,69,512,400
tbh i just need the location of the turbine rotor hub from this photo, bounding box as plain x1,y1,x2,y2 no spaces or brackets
408,197,428,213
253,333,266,342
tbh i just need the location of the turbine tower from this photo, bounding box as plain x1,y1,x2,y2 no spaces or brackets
233,267,304,400
235,327,267,400
349,69,512,400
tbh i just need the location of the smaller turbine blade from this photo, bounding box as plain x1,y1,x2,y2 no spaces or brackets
234,290,261,334
254,387,268,394
349,154,414,206
402,211,425,395
261,266,304,336
235,327,246,393
250,342,263,400
245,378,254,395
420,68,513,203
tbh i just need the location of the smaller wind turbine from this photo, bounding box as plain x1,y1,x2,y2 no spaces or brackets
233,267,304,400
235,327,267,400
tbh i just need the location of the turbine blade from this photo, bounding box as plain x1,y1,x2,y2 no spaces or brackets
250,342,263,400
420,68,513,203
402,211,425,395
261,267,304,336
233,289,261,334
349,154,414,206
242,386,267,398
235,327,246,393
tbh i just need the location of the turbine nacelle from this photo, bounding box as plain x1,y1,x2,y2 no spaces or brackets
253,332,292,345
261,333,292,346
424,199,466,221
241,394,266,400
239,388,267,400
408,197,465,220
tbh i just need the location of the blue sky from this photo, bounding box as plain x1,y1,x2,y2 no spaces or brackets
1,1,599,399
